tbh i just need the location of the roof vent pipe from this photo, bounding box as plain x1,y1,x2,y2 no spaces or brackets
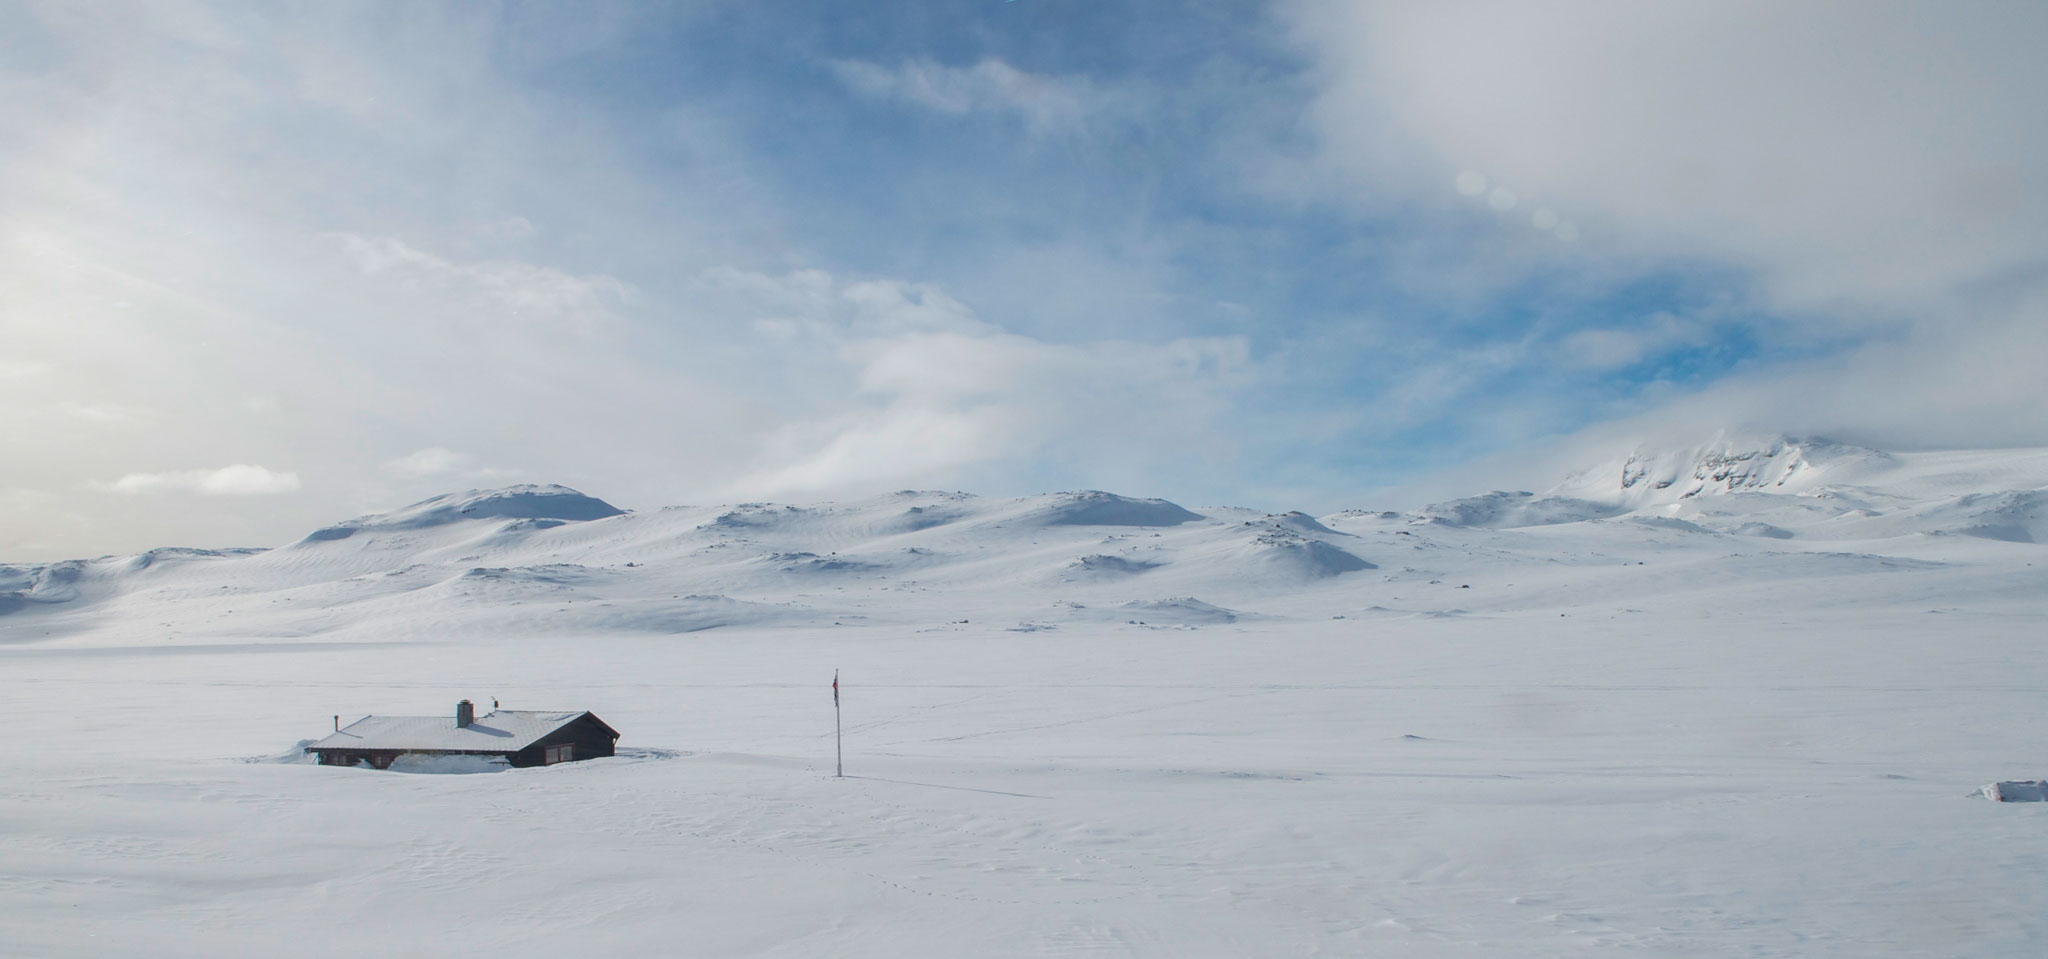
456,700,475,728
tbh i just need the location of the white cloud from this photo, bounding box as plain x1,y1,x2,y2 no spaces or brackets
1290,0,2048,314
1286,0,2048,449
829,57,1127,134
381,447,516,483
0,359,49,381
1628,286,2048,452
64,402,156,424
704,266,989,341
1558,313,1715,371
711,268,1254,498
383,447,469,479
326,233,631,327
94,465,301,496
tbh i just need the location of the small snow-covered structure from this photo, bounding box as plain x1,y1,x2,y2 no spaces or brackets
307,700,618,769
1982,780,2048,802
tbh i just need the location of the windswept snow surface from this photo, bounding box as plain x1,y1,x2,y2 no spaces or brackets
5,437,2048,956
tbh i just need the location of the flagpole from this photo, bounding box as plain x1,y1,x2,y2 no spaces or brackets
834,669,843,778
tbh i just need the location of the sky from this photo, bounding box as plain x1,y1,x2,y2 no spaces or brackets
3,0,2045,560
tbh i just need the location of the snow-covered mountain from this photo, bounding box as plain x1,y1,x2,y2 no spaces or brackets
5,436,2044,644
1418,434,2048,543
300,483,627,539
1552,433,1898,505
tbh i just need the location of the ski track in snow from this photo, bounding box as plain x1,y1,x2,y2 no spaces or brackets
4,442,2048,956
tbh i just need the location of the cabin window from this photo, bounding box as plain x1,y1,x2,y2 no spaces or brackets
543,744,574,765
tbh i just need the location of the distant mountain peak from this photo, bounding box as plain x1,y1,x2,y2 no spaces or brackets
1027,491,1205,527
300,484,626,542
1552,434,1896,506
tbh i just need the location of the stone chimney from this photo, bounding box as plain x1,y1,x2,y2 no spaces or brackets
456,699,475,727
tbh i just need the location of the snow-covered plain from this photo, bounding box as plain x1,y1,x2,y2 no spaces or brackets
4,436,2047,956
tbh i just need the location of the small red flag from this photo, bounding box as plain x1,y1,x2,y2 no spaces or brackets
832,671,839,706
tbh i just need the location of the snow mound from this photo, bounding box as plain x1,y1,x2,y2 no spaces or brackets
572,595,803,633
1940,490,2048,543
456,563,597,585
1981,781,2048,802
1327,509,1403,522
1417,491,1624,529
1117,597,1243,624
889,504,966,533
494,517,567,533
1065,554,1162,577
12,560,87,605
699,504,815,533
304,485,624,540
767,552,879,574
1,560,114,613
123,547,257,572
384,754,511,774
1266,511,1343,535
1026,491,1204,527
1731,522,1796,539
1233,525,1374,579
243,739,322,765
1274,539,1372,577
1627,516,1716,535
1049,597,1248,626
1723,551,1945,578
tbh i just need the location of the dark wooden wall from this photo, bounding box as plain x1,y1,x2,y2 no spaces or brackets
510,714,619,767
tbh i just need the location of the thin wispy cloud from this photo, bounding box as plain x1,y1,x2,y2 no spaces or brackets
1557,313,1718,372
93,466,302,496
380,448,517,484
828,57,1129,134
64,403,157,425
709,267,1253,498
327,234,632,328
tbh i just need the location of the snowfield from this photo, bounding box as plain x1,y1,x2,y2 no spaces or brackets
5,437,2047,956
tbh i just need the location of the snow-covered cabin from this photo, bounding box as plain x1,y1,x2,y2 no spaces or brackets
306,700,619,769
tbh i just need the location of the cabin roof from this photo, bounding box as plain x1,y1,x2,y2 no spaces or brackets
306,709,613,754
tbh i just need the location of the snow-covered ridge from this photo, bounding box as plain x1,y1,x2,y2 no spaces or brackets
301,484,627,541
1412,491,1623,529
5,435,2046,637
1022,490,1206,528
1398,435,2048,536
1551,434,1897,506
